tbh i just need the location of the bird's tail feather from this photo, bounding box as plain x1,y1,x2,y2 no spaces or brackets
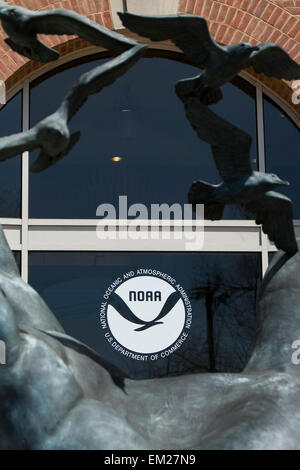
188,180,224,220
188,180,216,202
135,322,163,332
4,38,25,57
204,203,224,220
34,38,59,63
5,37,59,63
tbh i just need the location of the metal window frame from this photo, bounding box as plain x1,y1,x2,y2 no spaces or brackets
1,50,299,281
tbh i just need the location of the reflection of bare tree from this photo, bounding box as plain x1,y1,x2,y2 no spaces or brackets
125,254,261,380
190,255,260,373
0,187,20,218
190,276,225,372
224,203,255,220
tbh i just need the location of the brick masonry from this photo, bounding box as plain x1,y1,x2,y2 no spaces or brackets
2,0,113,91
178,0,300,117
0,0,300,117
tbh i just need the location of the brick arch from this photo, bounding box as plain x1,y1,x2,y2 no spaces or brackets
1,0,300,120
1,0,113,92
178,0,300,118
272,0,300,17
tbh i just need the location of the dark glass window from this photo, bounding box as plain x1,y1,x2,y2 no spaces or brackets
0,92,22,217
29,251,261,379
13,251,21,274
211,76,258,218
29,55,257,219
264,94,300,219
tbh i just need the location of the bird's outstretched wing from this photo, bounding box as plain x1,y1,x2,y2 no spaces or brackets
60,44,146,121
0,46,145,171
118,12,224,67
26,8,139,53
0,127,40,162
243,191,298,254
211,137,252,183
30,131,81,173
249,43,300,80
181,96,253,182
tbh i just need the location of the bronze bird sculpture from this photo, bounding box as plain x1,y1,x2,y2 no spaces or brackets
0,1,138,62
0,44,146,172
180,94,298,254
119,12,300,105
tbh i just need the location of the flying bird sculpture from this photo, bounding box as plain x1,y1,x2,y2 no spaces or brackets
108,291,181,332
0,44,146,172
179,94,298,254
0,1,139,63
118,12,300,105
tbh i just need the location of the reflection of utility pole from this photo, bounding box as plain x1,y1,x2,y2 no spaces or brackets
122,0,128,13
0,340,6,365
205,292,216,372
190,283,218,372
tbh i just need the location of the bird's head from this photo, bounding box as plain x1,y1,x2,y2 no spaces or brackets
227,42,259,65
238,42,259,56
0,2,11,18
0,2,22,26
260,172,290,189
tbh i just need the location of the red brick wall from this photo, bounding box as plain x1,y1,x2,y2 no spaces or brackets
1,0,113,90
178,0,300,116
1,0,300,117
272,0,300,17
178,1,300,55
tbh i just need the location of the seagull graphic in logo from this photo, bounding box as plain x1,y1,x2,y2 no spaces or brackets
108,291,181,332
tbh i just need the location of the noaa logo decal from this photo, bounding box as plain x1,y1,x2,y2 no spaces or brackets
100,269,192,361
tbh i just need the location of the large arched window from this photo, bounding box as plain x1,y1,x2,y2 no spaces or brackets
264,93,300,219
0,91,22,218
0,50,299,378
28,54,258,219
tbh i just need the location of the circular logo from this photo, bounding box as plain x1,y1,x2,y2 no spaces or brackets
99,269,192,361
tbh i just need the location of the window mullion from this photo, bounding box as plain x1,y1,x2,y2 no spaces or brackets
256,84,266,173
21,80,29,283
